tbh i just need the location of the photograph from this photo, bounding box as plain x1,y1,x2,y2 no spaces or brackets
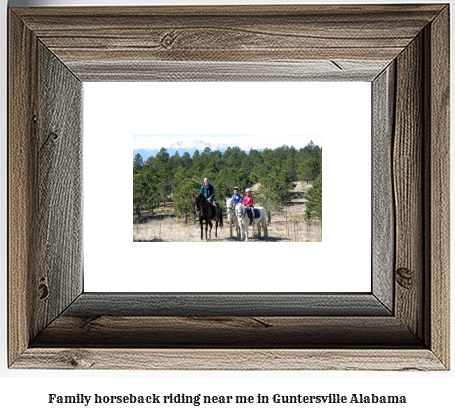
133,134,322,242
82,80,370,293
4,0,450,393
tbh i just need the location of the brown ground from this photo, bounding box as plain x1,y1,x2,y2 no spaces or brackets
133,181,322,242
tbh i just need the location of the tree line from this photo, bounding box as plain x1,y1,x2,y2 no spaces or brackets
133,141,322,224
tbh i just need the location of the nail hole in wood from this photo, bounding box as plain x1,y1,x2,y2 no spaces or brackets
38,282,49,300
160,31,178,49
396,267,414,289
49,132,59,142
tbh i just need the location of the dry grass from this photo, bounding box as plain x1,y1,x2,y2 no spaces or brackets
133,181,321,242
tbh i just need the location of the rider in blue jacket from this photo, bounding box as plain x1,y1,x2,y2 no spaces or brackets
232,187,242,205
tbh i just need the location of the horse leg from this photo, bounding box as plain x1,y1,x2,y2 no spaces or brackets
208,207,212,239
205,221,208,240
200,220,203,240
215,220,218,238
258,221,261,239
229,218,233,239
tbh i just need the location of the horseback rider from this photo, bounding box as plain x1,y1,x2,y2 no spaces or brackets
243,188,255,225
232,187,242,206
200,177,219,221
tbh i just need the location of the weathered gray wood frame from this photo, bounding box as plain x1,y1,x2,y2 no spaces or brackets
8,5,449,370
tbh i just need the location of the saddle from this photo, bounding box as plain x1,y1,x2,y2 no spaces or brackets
246,207,260,220
210,202,220,220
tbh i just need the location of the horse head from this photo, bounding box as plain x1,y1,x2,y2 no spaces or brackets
226,197,232,213
194,192,210,214
226,198,235,221
235,203,245,219
193,192,203,212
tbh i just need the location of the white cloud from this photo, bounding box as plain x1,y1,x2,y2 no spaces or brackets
133,134,322,152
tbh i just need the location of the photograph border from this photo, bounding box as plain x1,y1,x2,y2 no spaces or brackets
8,4,449,370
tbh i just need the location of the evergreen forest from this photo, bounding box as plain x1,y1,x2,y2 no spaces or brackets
133,141,322,224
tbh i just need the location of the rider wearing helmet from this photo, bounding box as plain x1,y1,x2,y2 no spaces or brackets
232,187,242,206
243,188,255,225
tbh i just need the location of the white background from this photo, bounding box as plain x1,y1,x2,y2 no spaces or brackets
84,82,371,292
1,0,454,414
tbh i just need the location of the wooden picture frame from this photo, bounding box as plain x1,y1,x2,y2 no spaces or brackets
8,4,449,370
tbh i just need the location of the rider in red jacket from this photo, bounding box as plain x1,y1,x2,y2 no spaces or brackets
243,188,255,225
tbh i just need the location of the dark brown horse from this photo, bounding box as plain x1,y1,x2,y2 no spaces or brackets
193,192,223,240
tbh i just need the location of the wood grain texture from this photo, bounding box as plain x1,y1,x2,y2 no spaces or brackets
393,34,424,340
31,316,420,348
372,63,395,312
9,13,84,366
33,42,83,339
65,293,391,317
425,6,450,369
8,4,450,370
13,349,445,371
71,60,388,82
11,5,444,79
8,11,38,366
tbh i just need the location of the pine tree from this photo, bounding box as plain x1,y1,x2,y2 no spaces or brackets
297,158,321,182
133,172,149,221
256,169,296,224
304,172,322,223
157,165,173,207
181,152,192,169
133,153,144,170
173,177,201,223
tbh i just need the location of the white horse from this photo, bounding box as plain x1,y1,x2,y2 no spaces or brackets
235,204,268,241
226,198,241,240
